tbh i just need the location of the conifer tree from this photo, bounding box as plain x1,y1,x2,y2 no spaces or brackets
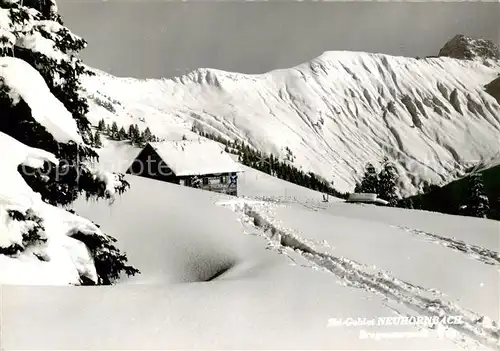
97,118,106,131
241,152,250,166
377,158,399,205
110,121,118,140
94,130,102,148
406,198,414,209
354,182,362,193
422,181,431,194
0,1,130,206
0,0,137,284
135,131,146,147
133,124,140,141
461,174,490,218
130,127,139,146
118,126,127,141
143,127,152,141
264,156,271,174
269,154,275,170
359,162,379,193
86,128,94,146
127,124,136,140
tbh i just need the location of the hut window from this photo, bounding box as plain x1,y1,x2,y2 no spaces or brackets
220,176,228,184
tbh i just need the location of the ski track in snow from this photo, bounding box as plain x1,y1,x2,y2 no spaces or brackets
395,226,500,267
217,198,500,350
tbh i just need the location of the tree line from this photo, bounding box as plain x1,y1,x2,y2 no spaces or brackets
90,119,159,148
398,172,498,220
191,126,348,199
355,158,498,219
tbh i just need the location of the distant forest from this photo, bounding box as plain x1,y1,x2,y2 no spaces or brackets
190,125,348,200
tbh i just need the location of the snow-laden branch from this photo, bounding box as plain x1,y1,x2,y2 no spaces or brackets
0,131,56,207
0,56,82,143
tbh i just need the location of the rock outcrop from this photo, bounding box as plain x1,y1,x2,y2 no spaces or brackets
485,76,500,104
439,34,500,61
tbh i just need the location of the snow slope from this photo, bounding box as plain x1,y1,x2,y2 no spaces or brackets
3,126,498,347
83,51,500,196
4,140,498,348
2,170,498,349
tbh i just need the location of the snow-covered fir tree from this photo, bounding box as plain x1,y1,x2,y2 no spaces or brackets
143,126,152,141
128,124,137,140
110,121,118,140
0,0,139,284
0,0,131,205
461,173,490,218
354,182,362,193
118,126,127,140
97,118,106,131
93,130,102,148
377,158,399,206
359,162,379,194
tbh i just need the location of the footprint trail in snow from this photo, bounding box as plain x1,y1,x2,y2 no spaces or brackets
218,198,500,350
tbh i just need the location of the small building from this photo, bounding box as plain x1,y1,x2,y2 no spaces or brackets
345,193,389,206
126,140,241,196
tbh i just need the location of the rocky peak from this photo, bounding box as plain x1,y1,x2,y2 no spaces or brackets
438,34,500,61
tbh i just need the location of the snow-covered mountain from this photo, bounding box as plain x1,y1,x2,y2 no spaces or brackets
438,34,500,62
83,44,500,196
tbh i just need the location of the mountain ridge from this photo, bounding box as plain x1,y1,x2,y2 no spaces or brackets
83,49,500,196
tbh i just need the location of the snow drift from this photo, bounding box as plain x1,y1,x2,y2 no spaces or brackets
2,172,497,349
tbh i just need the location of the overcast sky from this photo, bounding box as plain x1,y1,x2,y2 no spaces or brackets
57,1,500,79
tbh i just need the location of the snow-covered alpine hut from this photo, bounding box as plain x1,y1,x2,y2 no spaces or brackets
126,139,241,196
346,193,389,206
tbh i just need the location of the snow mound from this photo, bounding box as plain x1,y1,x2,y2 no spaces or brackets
73,174,272,284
